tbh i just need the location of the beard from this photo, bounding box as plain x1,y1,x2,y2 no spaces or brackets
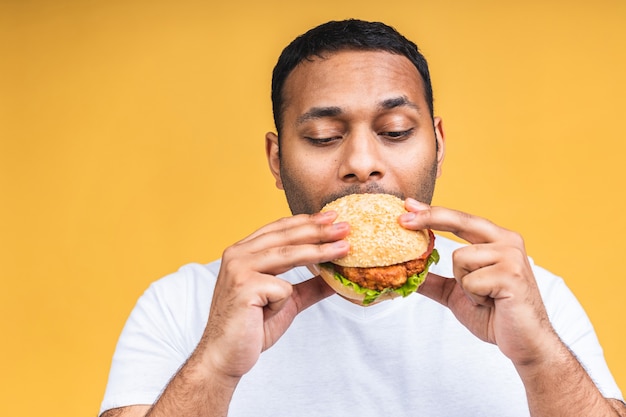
279,157,439,216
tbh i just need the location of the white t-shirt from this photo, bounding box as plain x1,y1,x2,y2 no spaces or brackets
100,236,623,416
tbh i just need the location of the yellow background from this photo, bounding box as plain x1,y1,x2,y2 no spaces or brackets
1,0,625,415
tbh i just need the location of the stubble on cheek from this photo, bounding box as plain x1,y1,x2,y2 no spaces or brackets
278,160,315,215
417,157,439,205
279,154,439,216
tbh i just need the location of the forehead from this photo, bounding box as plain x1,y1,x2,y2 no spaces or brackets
281,50,426,118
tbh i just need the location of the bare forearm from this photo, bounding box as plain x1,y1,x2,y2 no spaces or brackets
146,351,239,417
517,339,625,417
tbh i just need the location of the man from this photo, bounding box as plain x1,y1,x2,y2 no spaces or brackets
100,19,625,416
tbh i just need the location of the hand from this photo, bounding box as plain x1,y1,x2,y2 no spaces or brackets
197,211,350,382
400,198,561,367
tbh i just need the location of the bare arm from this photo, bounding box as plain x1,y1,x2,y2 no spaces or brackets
100,405,150,417
516,334,626,416
609,400,626,416
100,212,348,417
402,199,626,417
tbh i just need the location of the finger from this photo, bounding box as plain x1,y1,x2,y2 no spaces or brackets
450,244,498,306
417,268,496,310
401,200,514,245
238,211,339,245
456,261,525,308
262,275,333,322
452,244,499,281
417,272,494,328
249,239,350,276
452,243,528,279
416,272,457,308
262,277,294,319
240,215,350,256
292,275,335,313
456,257,532,303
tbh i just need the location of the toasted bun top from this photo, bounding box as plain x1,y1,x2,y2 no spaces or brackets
321,193,430,268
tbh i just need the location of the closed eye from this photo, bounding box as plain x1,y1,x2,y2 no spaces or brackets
303,136,342,145
379,128,414,140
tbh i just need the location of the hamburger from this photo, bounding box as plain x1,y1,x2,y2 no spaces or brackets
318,193,439,306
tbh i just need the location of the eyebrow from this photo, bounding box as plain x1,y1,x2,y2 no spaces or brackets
295,96,421,126
296,106,342,125
378,95,421,112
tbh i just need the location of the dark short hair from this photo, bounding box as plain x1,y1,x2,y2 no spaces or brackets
271,19,434,136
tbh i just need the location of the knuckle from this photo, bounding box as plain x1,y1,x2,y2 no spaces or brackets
276,215,294,225
503,249,528,281
509,262,525,280
278,245,292,258
221,245,237,263
220,247,249,279
504,229,525,248
451,247,462,264
317,222,337,243
220,256,240,278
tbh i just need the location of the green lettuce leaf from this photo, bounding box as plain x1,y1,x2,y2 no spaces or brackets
323,249,440,305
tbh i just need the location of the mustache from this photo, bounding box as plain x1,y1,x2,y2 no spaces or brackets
320,184,405,209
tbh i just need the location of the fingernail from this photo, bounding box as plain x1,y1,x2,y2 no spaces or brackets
405,198,429,211
401,212,416,222
333,221,349,231
332,240,349,250
314,210,336,223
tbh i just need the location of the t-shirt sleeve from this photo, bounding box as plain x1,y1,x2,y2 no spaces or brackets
99,264,211,415
536,264,624,402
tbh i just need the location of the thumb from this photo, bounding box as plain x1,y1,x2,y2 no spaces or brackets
417,272,456,309
293,275,335,313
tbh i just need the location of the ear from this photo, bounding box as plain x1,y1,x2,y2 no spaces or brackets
265,131,284,190
433,116,446,178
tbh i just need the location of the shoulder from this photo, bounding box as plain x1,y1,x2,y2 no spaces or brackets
139,261,221,308
148,261,222,292
126,261,224,342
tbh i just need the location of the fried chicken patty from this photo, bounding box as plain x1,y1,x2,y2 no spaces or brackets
334,257,428,291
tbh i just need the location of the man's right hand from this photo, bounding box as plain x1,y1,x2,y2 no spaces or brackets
108,211,350,417
198,210,350,382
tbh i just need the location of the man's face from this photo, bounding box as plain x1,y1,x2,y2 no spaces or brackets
266,50,445,215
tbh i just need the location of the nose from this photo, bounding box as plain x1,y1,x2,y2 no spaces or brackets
338,132,384,183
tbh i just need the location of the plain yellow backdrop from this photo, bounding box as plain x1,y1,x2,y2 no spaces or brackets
1,0,625,415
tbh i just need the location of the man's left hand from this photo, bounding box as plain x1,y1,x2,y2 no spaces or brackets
400,198,560,367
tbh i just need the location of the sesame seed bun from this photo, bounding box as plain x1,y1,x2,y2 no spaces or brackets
321,193,430,268
318,193,437,306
